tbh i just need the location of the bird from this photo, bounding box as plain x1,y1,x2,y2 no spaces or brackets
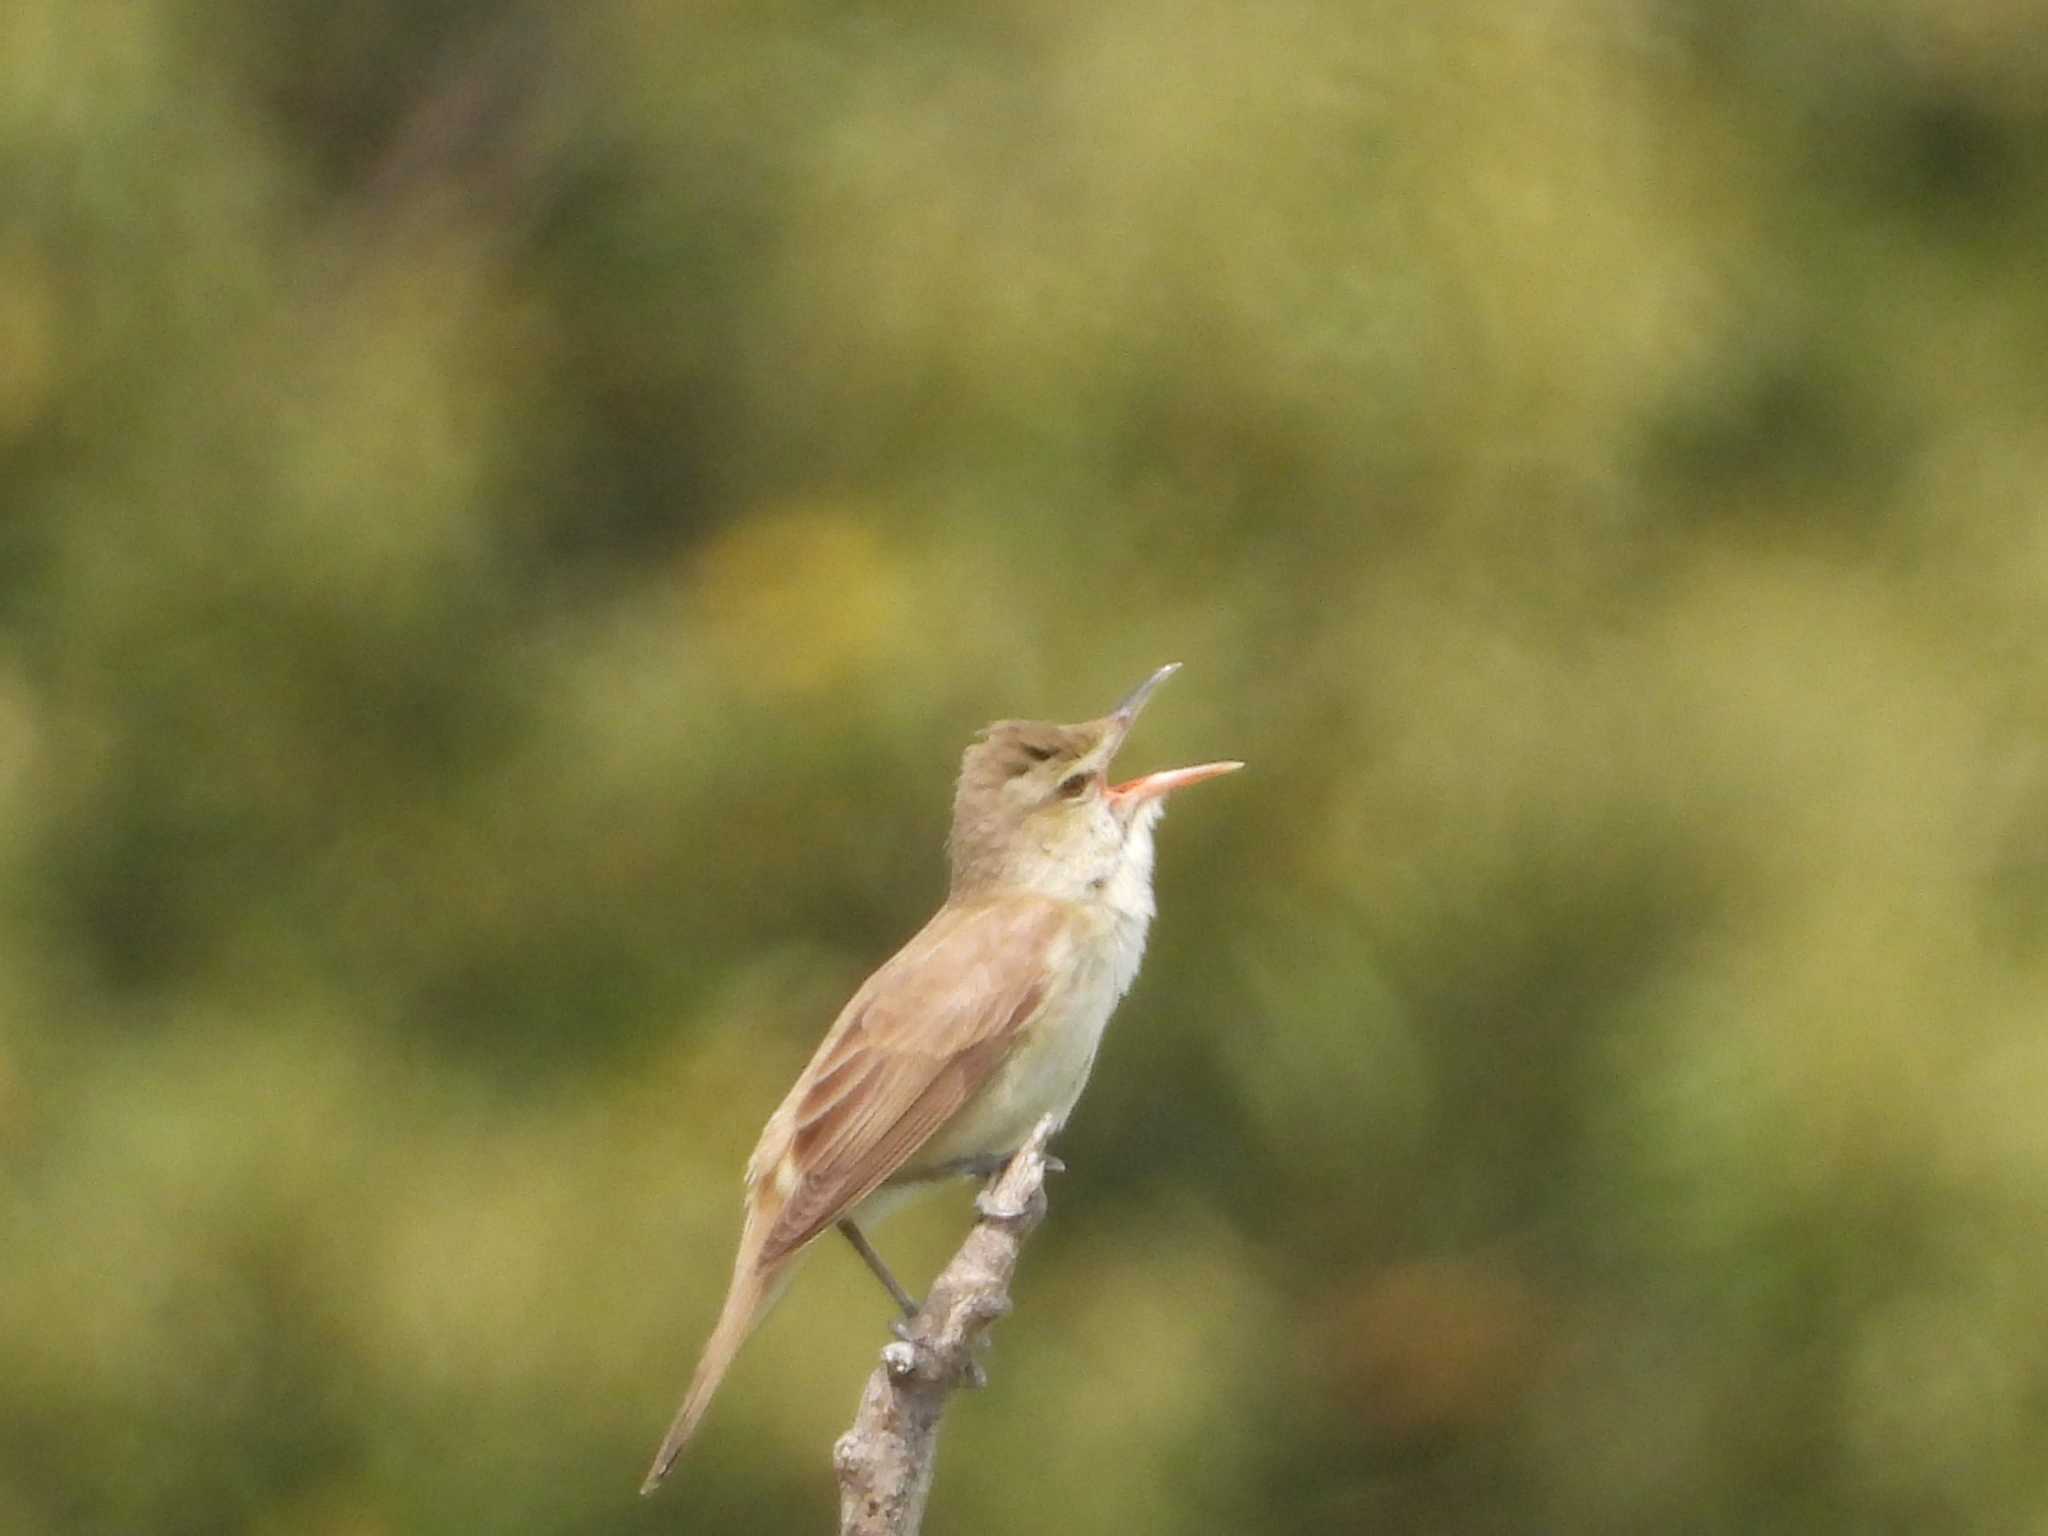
640,662,1240,1494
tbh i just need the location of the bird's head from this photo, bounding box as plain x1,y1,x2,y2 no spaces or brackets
947,664,1241,901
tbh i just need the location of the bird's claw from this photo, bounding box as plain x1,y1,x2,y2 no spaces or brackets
883,1333,990,1389
975,1185,1043,1224
881,1339,922,1379
975,1187,1019,1223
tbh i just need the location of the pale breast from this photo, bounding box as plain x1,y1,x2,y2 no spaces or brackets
913,906,1141,1169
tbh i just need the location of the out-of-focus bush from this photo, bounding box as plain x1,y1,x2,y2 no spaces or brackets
3,1,2046,1531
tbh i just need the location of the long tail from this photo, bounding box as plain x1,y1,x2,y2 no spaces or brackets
640,1251,782,1495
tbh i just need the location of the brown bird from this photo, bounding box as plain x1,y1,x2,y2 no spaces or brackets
640,663,1240,1494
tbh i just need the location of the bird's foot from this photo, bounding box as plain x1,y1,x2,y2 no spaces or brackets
932,1153,1011,1181
881,1332,990,1391
881,1337,929,1381
975,1183,1044,1225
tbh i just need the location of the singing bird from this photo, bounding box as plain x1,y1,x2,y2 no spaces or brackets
641,663,1240,1493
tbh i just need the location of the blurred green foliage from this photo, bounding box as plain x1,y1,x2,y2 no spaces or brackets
4,1,2048,1531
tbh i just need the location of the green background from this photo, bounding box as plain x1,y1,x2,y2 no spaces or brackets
4,1,2047,1530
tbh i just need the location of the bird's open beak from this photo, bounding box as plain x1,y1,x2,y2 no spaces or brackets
1111,662,1182,727
1101,663,1243,804
1108,759,1244,804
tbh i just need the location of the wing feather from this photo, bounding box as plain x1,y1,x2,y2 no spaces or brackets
753,898,1068,1265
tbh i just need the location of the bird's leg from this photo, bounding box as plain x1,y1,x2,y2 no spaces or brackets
928,1148,1067,1181
924,1152,1011,1181
837,1219,920,1320
974,1144,1062,1223
841,1222,985,1385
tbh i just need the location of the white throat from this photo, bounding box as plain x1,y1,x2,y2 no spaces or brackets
1099,800,1163,998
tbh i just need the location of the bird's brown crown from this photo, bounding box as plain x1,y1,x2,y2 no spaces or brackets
967,720,1095,781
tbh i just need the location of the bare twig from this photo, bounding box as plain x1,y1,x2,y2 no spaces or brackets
833,1116,1060,1536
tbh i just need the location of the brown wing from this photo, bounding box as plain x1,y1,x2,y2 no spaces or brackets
753,896,1071,1266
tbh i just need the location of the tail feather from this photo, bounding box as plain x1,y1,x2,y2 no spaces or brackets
640,1256,780,1495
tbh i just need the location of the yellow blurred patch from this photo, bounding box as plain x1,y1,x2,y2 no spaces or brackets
686,505,911,696
0,243,57,442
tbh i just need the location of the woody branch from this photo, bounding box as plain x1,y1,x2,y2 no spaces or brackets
832,1115,1059,1536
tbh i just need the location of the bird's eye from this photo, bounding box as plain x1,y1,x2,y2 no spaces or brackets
1020,743,1057,763
1057,772,1092,799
